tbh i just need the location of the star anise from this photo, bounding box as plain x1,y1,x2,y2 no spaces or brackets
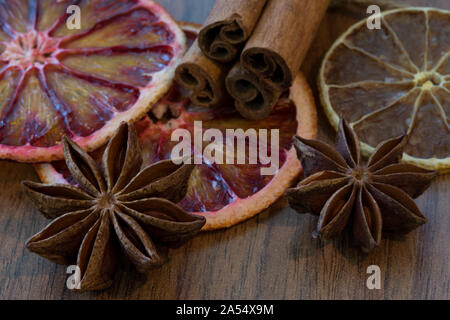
286,120,437,252
23,122,205,291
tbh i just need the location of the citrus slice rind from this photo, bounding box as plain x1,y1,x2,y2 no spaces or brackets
319,7,450,172
0,0,185,162
36,22,318,230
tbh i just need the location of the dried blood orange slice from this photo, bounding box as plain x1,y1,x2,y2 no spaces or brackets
319,8,450,172
36,23,318,230
0,0,185,162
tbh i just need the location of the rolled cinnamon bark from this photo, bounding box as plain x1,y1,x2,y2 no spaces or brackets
198,0,268,63
175,40,228,107
241,0,330,90
226,63,281,120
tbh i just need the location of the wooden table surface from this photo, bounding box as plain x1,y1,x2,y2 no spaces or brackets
0,0,448,300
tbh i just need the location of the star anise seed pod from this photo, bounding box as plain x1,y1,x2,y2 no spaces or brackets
23,122,205,291
286,120,437,252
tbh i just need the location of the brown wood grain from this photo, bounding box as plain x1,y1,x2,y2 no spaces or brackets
0,0,448,300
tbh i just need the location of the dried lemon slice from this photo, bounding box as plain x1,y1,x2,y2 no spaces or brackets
319,7,449,172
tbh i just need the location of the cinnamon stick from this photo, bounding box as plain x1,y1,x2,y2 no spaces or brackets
241,0,330,90
175,39,227,107
226,63,281,120
198,0,268,63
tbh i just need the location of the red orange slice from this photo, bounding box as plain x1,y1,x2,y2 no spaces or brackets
36,23,318,230
0,0,185,162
